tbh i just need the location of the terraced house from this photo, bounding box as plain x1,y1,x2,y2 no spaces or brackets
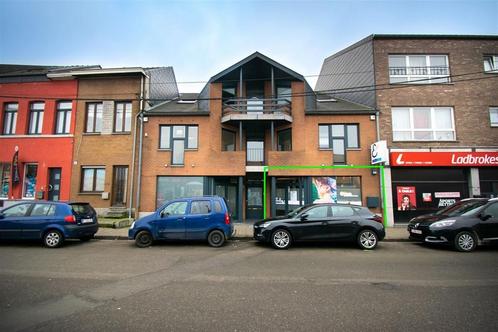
137,52,382,222
316,34,498,224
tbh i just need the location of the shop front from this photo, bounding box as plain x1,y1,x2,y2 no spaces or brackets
390,151,498,223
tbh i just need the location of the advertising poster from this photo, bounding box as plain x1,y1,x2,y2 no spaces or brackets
397,186,416,211
312,177,337,203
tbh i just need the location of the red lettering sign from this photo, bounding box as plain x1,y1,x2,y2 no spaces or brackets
390,152,498,167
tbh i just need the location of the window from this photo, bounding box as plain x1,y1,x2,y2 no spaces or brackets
55,101,72,134
305,205,329,219
2,203,31,217
319,124,359,164
222,129,236,151
483,55,498,73
3,103,18,135
161,201,188,216
389,55,450,84
213,200,222,213
156,176,204,208
0,163,11,198
490,107,498,127
28,102,44,134
277,129,292,151
81,167,105,192
331,206,355,217
114,102,132,133
392,107,455,141
30,204,56,217
482,203,498,219
276,81,292,105
23,164,38,198
191,200,211,214
158,125,198,165
85,103,103,133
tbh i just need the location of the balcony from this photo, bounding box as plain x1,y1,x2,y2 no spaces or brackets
221,98,293,123
389,66,450,84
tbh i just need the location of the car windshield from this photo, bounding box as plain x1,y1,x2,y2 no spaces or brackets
435,200,487,217
286,206,309,218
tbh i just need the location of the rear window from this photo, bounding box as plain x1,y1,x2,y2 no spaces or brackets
71,204,94,216
214,200,223,213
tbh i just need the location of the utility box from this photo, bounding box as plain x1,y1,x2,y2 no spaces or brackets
366,196,379,208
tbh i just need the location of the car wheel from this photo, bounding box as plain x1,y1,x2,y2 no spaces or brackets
454,231,477,252
80,235,93,242
135,231,153,248
357,229,378,250
208,230,225,247
271,229,292,249
44,230,64,248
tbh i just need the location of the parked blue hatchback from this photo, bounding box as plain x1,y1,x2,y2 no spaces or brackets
0,201,99,248
129,196,233,248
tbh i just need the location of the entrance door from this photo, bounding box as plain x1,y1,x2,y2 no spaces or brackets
112,166,128,206
215,182,238,220
47,168,61,201
246,179,263,221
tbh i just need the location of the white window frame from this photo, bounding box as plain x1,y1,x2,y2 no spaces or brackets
22,163,38,199
484,55,498,73
392,107,456,141
490,107,498,127
389,55,450,84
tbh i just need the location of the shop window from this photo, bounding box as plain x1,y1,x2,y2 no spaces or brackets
490,107,498,127
483,55,498,73
389,55,450,84
2,103,18,135
28,102,44,134
85,102,103,133
222,129,236,151
23,163,38,198
159,125,198,165
114,102,132,133
392,107,455,141
0,163,11,198
277,129,292,151
81,167,105,192
311,176,362,205
55,101,72,134
156,176,204,208
318,124,359,164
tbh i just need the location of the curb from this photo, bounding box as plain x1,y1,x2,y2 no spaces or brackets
95,235,411,242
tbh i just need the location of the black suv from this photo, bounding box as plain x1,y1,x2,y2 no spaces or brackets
408,198,498,252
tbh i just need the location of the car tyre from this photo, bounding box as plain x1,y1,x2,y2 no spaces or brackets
44,230,64,248
271,229,292,249
135,230,153,248
357,229,378,250
454,231,477,252
207,230,225,247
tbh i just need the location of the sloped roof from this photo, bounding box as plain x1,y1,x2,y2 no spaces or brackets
145,93,208,116
307,93,376,114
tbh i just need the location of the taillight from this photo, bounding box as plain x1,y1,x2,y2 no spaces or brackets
370,215,383,224
64,215,76,223
225,212,230,225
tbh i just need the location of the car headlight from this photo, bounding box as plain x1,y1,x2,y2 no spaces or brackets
430,220,456,229
130,221,136,229
262,221,272,228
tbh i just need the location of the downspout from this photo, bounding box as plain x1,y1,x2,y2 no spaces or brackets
128,75,145,219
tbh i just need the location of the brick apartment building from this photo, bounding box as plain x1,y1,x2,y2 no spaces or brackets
47,66,178,216
137,52,382,222
0,65,92,206
316,35,498,224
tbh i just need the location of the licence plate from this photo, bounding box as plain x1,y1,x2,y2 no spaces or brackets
82,218,93,224
411,229,422,234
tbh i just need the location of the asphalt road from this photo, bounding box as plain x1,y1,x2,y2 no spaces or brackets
0,239,497,332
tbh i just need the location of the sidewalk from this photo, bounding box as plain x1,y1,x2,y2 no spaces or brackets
95,223,410,242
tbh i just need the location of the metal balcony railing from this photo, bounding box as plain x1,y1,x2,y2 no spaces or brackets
246,148,264,163
389,66,450,76
222,98,292,116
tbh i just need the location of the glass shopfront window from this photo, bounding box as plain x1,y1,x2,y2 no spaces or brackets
311,176,362,206
0,163,11,198
23,163,38,199
156,176,204,208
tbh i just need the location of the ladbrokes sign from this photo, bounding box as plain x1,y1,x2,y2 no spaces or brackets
390,152,498,167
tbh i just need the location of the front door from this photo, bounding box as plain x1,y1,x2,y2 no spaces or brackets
246,183,263,221
0,203,32,239
47,168,61,201
156,200,188,239
477,202,498,239
112,166,128,206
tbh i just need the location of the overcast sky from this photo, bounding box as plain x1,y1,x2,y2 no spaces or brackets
1,0,497,92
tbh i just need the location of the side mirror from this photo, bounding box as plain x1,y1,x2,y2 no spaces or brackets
300,213,309,221
479,213,492,221
160,211,169,218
